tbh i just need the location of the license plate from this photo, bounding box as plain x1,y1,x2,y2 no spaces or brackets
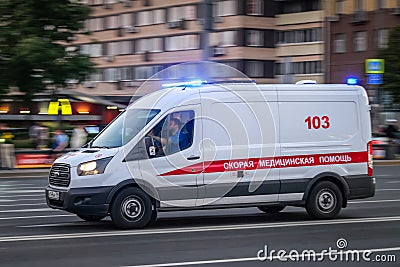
48,190,60,200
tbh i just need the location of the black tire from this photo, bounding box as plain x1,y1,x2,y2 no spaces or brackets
306,181,343,219
77,214,105,222
110,187,152,229
258,205,286,214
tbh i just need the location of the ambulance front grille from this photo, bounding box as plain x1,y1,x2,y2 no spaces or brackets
49,163,71,187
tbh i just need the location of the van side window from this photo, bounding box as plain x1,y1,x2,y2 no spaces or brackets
147,110,195,157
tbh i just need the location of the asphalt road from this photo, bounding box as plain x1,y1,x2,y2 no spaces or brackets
0,166,399,267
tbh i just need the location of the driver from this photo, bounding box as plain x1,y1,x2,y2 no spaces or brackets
149,118,189,155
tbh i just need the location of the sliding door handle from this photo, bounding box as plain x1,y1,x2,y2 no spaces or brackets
187,155,200,160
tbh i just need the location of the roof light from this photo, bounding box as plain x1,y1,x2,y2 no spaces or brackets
347,77,358,85
162,80,206,89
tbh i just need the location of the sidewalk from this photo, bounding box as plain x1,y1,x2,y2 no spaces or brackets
0,160,399,178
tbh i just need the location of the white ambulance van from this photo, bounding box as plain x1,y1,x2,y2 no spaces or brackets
46,81,375,229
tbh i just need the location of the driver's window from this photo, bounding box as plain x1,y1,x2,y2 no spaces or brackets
147,110,195,157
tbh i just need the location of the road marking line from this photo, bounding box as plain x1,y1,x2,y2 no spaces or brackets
0,203,47,208
0,190,43,193
386,181,400,184
20,222,102,228
0,186,44,189
3,215,400,243
122,246,400,267
0,184,36,187
0,208,54,213
0,214,74,221
0,198,45,203
0,194,44,198
349,199,400,204
376,189,400,191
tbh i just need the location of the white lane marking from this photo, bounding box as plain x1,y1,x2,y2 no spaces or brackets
3,215,400,243
0,208,54,213
0,214,74,221
0,198,45,203
122,247,400,267
349,199,400,204
20,222,102,228
386,181,400,184
0,186,44,189
0,190,43,193
0,203,47,207
376,189,400,191
0,184,36,187
0,194,44,198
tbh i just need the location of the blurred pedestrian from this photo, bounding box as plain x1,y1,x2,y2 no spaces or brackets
385,119,398,139
52,129,69,153
29,122,40,148
71,125,87,149
37,124,49,149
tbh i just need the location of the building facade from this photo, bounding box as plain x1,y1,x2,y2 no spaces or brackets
327,0,400,85
274,0,325,84
70,0,280,100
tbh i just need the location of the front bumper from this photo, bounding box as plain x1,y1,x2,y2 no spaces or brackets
45,186,113,216
344,175,375,200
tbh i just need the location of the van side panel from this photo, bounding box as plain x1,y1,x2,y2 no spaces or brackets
199,88,281,206
277,88,368,201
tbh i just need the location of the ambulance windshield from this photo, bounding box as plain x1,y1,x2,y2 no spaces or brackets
90,109,160,148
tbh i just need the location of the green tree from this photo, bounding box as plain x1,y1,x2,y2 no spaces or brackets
0,0,94,102
379,27,400,102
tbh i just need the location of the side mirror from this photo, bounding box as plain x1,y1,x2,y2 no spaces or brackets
144,136,156,158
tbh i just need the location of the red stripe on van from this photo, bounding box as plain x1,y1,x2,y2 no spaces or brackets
159,151,368,176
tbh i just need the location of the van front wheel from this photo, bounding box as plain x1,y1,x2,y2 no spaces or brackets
306,181,343,219
110,187,152,229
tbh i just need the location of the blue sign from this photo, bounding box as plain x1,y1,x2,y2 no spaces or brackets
367,74,382,85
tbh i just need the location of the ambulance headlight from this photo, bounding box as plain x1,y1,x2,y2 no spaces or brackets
77,157,113,176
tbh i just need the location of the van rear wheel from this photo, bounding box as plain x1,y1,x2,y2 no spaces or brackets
306,181,342,219
110,187,152,229
258,205,285,214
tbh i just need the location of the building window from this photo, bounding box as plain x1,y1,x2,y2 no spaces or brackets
377,29,389,49
334,33,346,53
335,0,345,14
135,65,162,80
88,17,104,31
377,0,386,9
214,0,237,17
154,9,166,24
80,44,102,57
354,31,367,52
106,15,120,29
137,10,152,26
168,5,195,22
355,0,363,11
136,38,163,53
120,13,134,27
210,31,237,47
291,61,322,74
245,61,264,77
246,30,264,46
247,0,264,15
165,35,199,51
278,28,321,44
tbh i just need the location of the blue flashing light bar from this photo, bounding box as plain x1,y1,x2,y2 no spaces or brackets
162,80,207,89
346,77,358,85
